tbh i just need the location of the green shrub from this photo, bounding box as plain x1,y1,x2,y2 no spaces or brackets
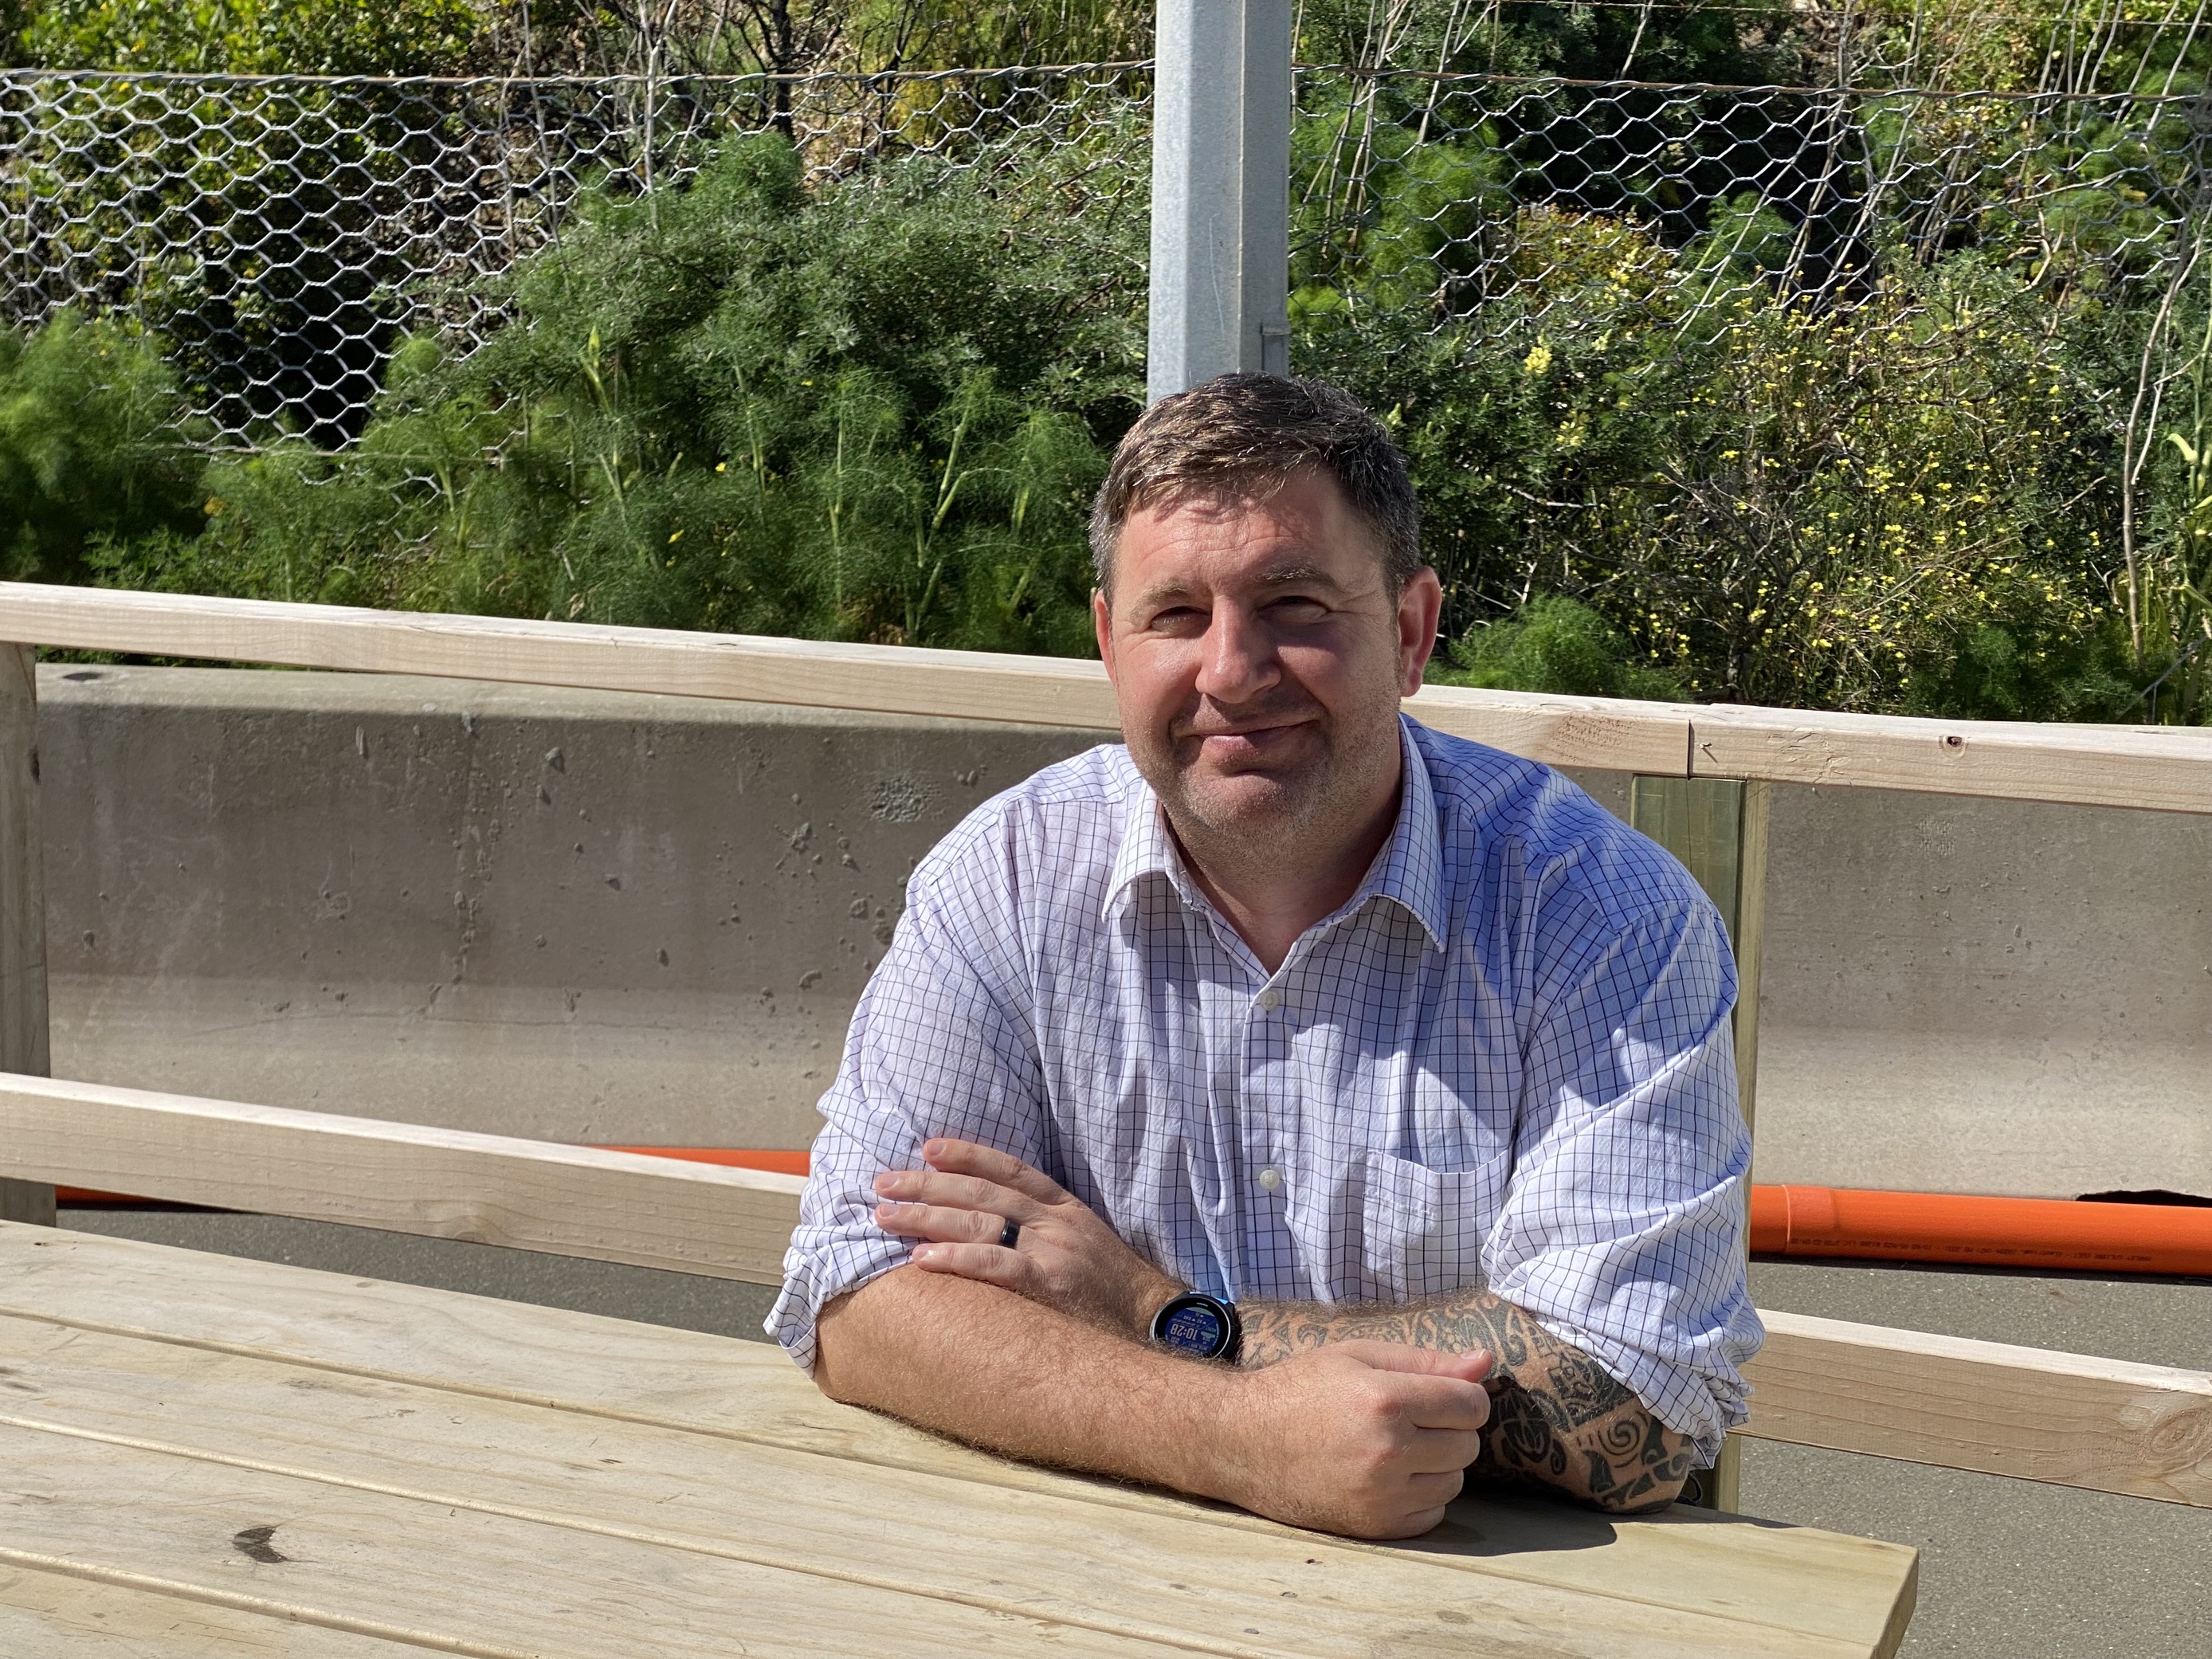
1432,596,1688,700
1300,185,2158,720
0,311,205,581
144,134,1145,653
20,0,488,74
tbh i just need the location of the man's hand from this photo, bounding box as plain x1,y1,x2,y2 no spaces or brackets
818,1268,1493,1542
873,1139,1182,1339
1240,1290,1699,1512
1213,1342,1493,1539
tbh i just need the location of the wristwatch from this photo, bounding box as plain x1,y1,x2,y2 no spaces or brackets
1149,1291,1241,1364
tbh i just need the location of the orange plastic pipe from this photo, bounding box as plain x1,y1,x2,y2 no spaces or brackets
600,1146,810,1177
1750,1183,2212,1276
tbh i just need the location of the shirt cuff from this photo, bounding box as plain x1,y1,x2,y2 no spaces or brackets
764,1226,914,1374
1530,1296,1764,1467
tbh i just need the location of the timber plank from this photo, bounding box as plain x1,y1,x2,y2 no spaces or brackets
0,1422,1210,1659
0,1561,422,1656
0,583,1697,774
11,581,2206,805
0,1315,1903,1659
1743,1310,2212,1506
0,582,1127,733
0,641,51,1230
0,1226,1918,1658
0,1077,801,1283
1403,684,1692,773
1688,703,2212,814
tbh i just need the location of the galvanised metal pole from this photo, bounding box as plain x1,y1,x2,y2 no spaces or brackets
1147,0,1294,403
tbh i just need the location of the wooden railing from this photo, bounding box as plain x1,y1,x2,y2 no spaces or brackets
0,582,2204,1516
2,582,2206,809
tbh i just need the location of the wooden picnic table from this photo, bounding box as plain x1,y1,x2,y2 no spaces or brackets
0,1222,1917,1657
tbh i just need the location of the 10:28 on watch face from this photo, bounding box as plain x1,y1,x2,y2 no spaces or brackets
1151,1292,1238,1361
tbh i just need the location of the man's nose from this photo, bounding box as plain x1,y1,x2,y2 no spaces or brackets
1194,602,1280,703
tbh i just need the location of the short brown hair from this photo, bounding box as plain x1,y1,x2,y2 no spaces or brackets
1088,374,1423,594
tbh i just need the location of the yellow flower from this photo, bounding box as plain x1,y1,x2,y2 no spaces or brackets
1522,342,1553,376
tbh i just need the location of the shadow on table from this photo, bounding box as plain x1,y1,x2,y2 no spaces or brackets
1406,1487,1798,1559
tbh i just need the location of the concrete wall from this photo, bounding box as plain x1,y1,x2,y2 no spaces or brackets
41,665,1103,1150
36,665,2212,1197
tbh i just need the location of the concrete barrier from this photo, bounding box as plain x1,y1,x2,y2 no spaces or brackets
37,665,2212,1198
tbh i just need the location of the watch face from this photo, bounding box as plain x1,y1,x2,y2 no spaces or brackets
1159,1299,1227,1356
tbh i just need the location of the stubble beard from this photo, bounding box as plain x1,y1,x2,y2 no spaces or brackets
1139,692,1402,891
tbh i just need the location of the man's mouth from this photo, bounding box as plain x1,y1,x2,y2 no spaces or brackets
1179,716,1318,765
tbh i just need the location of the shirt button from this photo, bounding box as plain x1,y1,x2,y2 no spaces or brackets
1257,1166,1284,1194
1255,987,1281,1012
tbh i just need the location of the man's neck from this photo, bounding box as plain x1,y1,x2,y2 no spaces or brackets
1168,759,1405,975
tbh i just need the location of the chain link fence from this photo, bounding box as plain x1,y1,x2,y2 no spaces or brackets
10,57,2206,441
0,63,1151,446
1293,69,2212,330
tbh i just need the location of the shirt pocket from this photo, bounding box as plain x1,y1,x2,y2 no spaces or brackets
1358,1147,1512,1303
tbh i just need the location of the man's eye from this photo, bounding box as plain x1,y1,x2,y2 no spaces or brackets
1268,596,1329,621
1148,606,1206,630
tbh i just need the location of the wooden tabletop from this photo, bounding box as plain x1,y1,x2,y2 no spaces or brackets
0,1223,1916,1657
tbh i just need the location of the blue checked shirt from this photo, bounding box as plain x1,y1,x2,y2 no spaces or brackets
769,716,1762,1459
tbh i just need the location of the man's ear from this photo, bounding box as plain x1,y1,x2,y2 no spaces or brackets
1092,587,1118,684
1397,567,1443,697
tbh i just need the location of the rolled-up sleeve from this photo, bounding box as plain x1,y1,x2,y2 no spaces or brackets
766,868,1047,1373
1485,900,1763,1464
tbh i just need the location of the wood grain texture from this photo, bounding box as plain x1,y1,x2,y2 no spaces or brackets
0,1225,1919,1659
1402,683,1692,773
1743,1309,2212,1506
0,582,1127,731
10,581,2206,805
0,1423,1192,1659
0,1077,801,1283
1689,702,2212,814
0,1315,1899,1659
0,582,1701,771
0,645,52,1230
0,1562,422,1656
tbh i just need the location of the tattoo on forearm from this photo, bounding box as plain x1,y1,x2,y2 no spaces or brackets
1239,1288,1696,1512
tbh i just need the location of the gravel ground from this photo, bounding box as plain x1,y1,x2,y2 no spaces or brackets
53,1209,2212,1657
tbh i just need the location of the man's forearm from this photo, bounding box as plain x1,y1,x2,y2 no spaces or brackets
815,1265,1235,1494
812,1265,1498,1539
1238,1289,1696,1512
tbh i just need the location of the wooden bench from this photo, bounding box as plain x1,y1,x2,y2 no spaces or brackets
0,1221,1924,1659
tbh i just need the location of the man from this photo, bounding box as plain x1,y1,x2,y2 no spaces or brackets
769,375,1760,1540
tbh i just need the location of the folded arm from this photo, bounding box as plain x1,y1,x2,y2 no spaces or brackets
869,1138,1696,1513
814,1265,1494,1539
1238,1290,1697,1512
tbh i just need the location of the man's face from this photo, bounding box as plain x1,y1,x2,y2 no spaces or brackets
1094,469,1441,857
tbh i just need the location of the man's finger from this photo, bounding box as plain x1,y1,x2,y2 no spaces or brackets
909,1240,1031,1290
874,1201,1017,1245
1375,1503,1452,1541
1401,1467,1469,1507
1395,1382,1492,1433
923,1138,1073,1204
1402,1427,1486,1473
875,1167,1026,1218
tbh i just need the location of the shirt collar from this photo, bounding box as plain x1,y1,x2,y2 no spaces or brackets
1102,716,1449,954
